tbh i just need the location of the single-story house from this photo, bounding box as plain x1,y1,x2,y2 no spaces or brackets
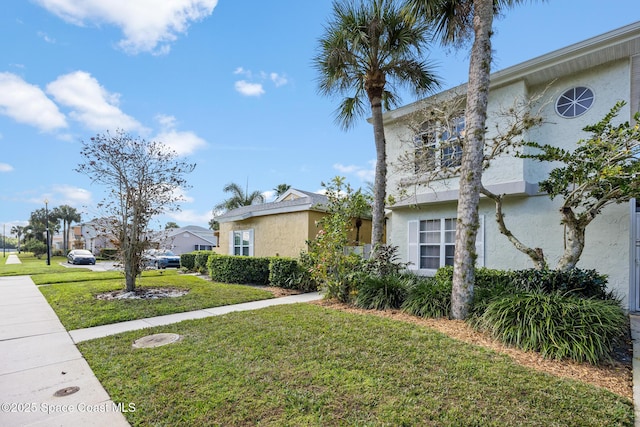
215,188,373,258
163,225,218,255
383,22,640,311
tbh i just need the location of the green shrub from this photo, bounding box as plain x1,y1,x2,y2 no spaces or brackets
268,257,317,292
207,255,270,285
354,274,409,310
401,275,451,318
24,240,47,257
509,268,613,300
180,253,197,271
476,290,628,364
195,251,214,274
99,248,118,260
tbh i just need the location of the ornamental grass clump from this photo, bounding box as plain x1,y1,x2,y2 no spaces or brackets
476,290,628,364
354,274,410,310
401,276,451,318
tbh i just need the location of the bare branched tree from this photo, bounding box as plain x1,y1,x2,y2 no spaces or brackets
76,130,195,292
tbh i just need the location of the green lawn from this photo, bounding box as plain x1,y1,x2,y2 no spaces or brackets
79,303,633,426
39,272,274,329
0,255,78,276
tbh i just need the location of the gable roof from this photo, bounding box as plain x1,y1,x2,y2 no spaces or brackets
382,21,640,124
166,225,217,244
216,188,328,223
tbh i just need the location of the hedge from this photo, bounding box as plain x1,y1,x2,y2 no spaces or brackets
207,254,270,285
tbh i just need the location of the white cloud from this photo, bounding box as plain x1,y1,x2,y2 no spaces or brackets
234,80,265,97
0,72,67,132
37,31,56,43
0,163,14,172
34,0,218,55
167,209,211,225
154,114,207,155
334,160,376,182
171,187,194,203
233,67,288,96
47,71,144,132
51,184,93,205
270,72,288,87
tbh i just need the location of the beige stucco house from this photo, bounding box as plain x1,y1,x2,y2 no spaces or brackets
383,22,640,311
215,188,373,258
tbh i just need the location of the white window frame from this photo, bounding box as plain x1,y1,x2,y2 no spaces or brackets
407,216,484,274
229,229,254,256
414,117,464,172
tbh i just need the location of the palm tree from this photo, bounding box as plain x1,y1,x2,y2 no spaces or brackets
315,0,441,248
273,183,291,197
10,225,24,253
215,182,265,212
52,205,82,254
405,0,534,319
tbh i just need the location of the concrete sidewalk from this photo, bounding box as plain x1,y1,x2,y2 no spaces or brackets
69,291,322,343
5,254,21,264
0,276,130,426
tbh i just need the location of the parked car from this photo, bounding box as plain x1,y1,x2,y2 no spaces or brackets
144,249,181,269
67,249,96,265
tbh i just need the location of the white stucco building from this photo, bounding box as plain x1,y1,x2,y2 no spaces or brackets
383,22,640,310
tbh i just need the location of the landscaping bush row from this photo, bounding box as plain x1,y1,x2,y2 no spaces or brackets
180,252,317,292
351,267,627,365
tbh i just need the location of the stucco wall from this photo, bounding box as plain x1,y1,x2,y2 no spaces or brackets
390,197,632,309
525,59,631,183
218,210,375,259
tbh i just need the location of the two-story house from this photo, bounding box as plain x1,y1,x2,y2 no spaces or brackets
383,21,640,311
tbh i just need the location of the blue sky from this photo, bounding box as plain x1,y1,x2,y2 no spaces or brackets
1,0,638,234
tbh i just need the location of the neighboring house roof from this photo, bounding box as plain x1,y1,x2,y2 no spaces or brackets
382,21,640,124
216,188,329,223
166,225,217,245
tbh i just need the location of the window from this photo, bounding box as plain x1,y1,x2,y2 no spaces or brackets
415,117,464,172
417,218,456,269
555,86,594,118
408,216,484,272
194,244,213,251
230,229,253,256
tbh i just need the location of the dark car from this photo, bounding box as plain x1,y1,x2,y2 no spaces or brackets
145,249,181,269
67,249,96,265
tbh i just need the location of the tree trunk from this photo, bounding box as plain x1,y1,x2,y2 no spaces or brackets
451,0,494,320
481,187,547,269
556,207,586,270
370,97,387,248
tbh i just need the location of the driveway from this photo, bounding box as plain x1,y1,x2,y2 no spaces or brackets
60,261,121,272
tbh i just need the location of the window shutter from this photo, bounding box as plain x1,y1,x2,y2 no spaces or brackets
475,215,485,267
248,229,254,256
407,220,419,270
228,231,234,255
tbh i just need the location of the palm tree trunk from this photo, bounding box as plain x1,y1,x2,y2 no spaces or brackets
370,98,387,247
451,0,494,320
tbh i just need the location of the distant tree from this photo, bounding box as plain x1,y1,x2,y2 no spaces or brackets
76,130,195,292
314,0,441,249
10,225,25,253
28,208,60,251
274,183,291,197
215,182,264,212
208,218,219,231
52,205,81,253
165,221,180,230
